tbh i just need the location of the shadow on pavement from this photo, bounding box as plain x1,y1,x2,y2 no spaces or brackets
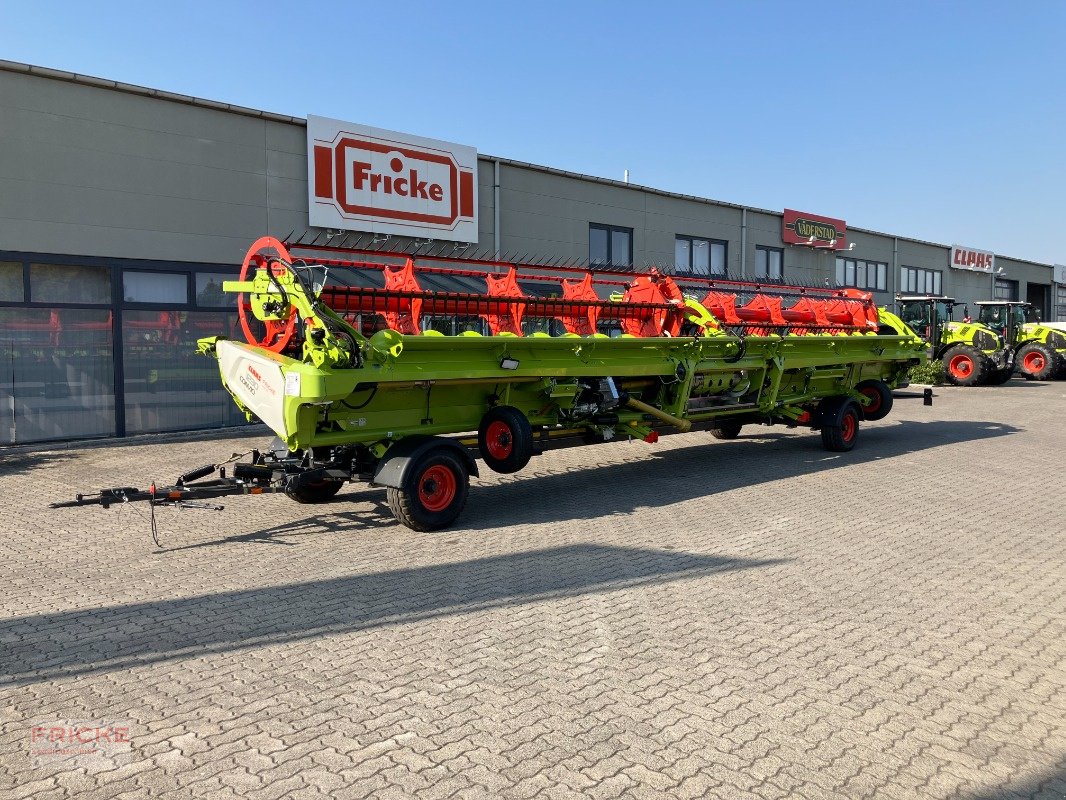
0,543,785,686
965,760,1066,799
161,491,396,551
458,419,1017,532
174,418,1019,546
0,449,77,477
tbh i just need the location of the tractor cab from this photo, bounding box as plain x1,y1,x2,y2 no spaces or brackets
974,301,1039,343
895,295,956,349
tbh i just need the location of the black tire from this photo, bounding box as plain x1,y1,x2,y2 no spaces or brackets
284,445,346,503
710,420,743,440
984,368,1014,385
285,479,344,504
477,405,534,474
1016,342,1059,381
943,345,990,387
386,449,469,531
855,380,893,421
819,398,861,452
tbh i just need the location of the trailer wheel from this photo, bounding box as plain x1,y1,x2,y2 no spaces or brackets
710,421,743,440
285,479,344,504
855,380,893,421
820,398,861,452
1017,342,1058,381
478,406,533,474
943,345,989,387
387,449,469,531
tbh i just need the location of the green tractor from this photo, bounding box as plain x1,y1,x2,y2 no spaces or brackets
894,295,1014,386
972,301,1066,381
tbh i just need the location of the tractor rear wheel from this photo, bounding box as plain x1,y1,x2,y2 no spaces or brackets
1017,342,1059,381
819,398,861,452
943,345,990,387
855,380,893,421
710,420,743,440
477,406,534,474
387,449,469,531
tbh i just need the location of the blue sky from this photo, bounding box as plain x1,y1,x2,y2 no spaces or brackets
3,1,1063,264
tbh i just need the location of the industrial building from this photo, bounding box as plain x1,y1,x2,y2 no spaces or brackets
1,60,1061,444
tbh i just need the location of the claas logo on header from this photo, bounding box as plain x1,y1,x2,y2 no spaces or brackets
312,137,475,228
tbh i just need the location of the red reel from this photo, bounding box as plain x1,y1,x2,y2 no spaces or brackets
238,236,298,352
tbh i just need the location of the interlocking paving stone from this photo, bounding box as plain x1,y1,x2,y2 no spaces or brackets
1,382,1064,799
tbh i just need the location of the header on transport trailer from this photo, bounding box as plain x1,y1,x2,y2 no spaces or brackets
53,234,927,533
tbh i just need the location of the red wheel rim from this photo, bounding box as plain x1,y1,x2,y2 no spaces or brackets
949,354,973,379
238,236,297,352
484,420,514,460
1022,352,1045,373
841,411,856,442
860,388,881,414
418,465,457,512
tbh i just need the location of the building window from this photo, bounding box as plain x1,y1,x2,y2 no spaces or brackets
675,235,727,276
122,310,246,435
30,263,110,304
0,262,24,302
590,223,632,267
195,272,236,307
755,246,783,279
837,258,888,291
994,278,1018,301
123,271,189,304
900,266,942,295
0,307,116,443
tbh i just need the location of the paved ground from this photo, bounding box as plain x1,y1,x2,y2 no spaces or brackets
1,381,1064,800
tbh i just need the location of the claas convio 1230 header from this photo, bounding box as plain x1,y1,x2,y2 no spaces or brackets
55,235,927,531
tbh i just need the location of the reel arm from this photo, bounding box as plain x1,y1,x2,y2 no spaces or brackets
222,236,366,369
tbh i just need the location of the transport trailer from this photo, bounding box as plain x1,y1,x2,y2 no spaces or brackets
55,236,926,531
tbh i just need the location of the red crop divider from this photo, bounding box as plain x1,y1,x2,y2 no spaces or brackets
380,258,423,334
781,296,833,336
843,288,880,329
619,272,687,337
699,292,742,326
732,294,783,336
483,268,526,335
559,274,601,335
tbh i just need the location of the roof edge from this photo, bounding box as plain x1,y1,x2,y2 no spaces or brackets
0,58,304,125
0,59,1054,270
